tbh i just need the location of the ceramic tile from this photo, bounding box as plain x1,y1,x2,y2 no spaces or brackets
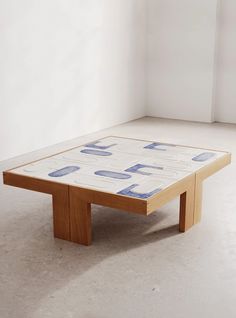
11,137,226,199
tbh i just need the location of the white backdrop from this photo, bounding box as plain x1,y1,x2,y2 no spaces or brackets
1,0,236,161
147,0,218,123
215,0,236,123
0,0,146,161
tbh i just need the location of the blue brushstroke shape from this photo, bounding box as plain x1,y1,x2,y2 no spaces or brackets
125,164,163,176
144,142,176,151
85,140,117,150
95,170,131,179
80,149,112,156
48,166,80,177
192,152,216,162
117,184,162,199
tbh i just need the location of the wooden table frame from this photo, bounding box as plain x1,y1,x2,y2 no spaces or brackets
3,146,231,246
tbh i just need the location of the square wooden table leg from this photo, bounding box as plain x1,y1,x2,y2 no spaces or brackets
179,180,195,232
194,178,203,224
52,187,71,241
69,187,92,246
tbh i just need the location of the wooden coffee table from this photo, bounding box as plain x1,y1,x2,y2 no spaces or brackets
3,136,231,246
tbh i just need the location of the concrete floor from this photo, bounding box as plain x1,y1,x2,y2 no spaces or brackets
0,117,236,318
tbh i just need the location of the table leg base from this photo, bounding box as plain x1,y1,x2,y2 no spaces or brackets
194,179,203,224
179,181,195,232
52,188,92,246
52,188,70,241
70,192,92,246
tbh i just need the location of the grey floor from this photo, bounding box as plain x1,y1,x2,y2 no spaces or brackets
0,117,236,318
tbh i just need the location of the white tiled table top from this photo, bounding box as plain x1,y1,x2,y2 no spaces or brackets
10,136,226,199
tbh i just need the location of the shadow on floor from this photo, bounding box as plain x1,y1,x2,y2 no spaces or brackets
0,196,181,318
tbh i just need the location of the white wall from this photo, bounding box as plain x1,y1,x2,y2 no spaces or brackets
214,0,236,123
147,0,218,122
1,0,236,162
0,0,146,161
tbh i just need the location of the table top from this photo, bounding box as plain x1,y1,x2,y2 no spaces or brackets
8,136,228,200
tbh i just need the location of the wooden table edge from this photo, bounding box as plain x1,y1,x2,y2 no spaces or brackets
3,152,231,215
146,152,231,214
3,171,148,214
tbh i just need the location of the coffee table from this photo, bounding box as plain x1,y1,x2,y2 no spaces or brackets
3,136,231,245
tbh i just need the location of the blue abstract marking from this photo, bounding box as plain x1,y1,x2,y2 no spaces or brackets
144,142,176,151
192,152,216,162
125,164,163,176
117,184,162,199
80,149,112,156
95,170,131,179
85,140,117,150
48,166,80,177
